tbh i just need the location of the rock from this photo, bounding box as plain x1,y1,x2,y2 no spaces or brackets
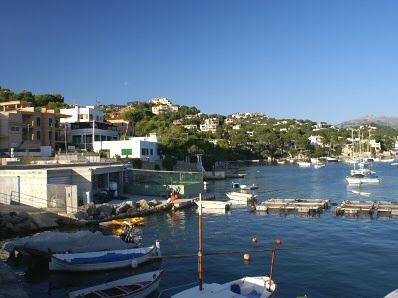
116,202,131,214
137,199,149,209
74,211,88,220
148,199,161,207
86,204,98,217
97,204,113,217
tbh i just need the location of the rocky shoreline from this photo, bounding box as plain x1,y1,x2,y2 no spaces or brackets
0,199,188,239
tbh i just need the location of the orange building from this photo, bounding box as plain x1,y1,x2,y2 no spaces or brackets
0,100,69,156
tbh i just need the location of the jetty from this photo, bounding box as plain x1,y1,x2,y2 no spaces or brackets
335,200,398,217
255,199,330,214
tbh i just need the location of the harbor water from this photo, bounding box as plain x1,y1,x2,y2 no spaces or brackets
7,162,398,297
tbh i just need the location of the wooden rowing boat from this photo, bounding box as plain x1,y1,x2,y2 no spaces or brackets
69,270,162,298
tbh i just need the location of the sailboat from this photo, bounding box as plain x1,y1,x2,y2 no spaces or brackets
172,194,278,298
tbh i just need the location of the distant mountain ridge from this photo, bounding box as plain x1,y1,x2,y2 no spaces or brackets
338,115,398,128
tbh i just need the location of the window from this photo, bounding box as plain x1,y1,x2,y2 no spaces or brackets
48,118,53,127
141,148,149,155
150,149,153,155
36,131,41,140
89,114,93,121
96,115,99,121
36,117,41,126
49,131,52,140
10,127,19,132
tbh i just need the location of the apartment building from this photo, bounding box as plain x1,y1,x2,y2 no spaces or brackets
0,100,68,156
60,105,119,150
200,118,220,133
150,97,179,115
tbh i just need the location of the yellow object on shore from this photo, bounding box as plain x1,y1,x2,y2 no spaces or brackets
111,217,145,226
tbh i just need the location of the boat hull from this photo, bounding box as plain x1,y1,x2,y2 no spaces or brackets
49,245,160,272
69,270,162,298
195,200,231,211
226,192,256,204
172,276,275,298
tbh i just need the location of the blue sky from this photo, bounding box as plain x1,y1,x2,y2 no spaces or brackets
1,0,398,123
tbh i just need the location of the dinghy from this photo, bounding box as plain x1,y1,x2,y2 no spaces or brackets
49,241,161,272
69,270,162,298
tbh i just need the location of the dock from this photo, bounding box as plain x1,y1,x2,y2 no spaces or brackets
336,200,398,217
255,199,330,214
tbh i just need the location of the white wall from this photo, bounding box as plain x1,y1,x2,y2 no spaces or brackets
93,138,159,160
61,106,104,123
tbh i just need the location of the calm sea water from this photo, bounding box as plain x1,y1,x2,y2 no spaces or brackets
8,162,398,297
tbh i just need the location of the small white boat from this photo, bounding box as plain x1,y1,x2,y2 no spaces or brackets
351,190,371,196
49,242,161,272
68,270,162,298
327,157,339,162
380,158,395,163
195,200,231,211
172,275,276,298
310,158,319,164
313,163,325,169
345,174,380,185
240,184,259,190
297,161,311,167
226,192,256,204
276,159,286,165
391,162,398,166
384,288,398,298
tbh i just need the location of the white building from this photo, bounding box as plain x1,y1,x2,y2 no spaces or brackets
200,118,219,133
93,134,160,161
60,106,104,123
183,124,197,130
150,97,179,115
60,105,119,150
308,135,324,146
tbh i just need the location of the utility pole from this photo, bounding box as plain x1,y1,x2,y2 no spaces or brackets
64,124,68,153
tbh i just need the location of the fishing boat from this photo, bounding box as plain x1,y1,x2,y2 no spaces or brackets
391,162,398,166
226,192,256,204
240,184,259,190
49,242,161,272
112,217,145,226
195,200,231,211
68,270,162,298
276,159,286,165
172,194,278,298
345,174,380,185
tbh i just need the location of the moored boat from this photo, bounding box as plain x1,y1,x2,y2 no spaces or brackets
49,242,161,272
226,192,256,204
384,288,398,298
195,200,231,211
297,161,311,167
313,163,325,169
240,184,259,190
171,275,276,298
68,270,162,298
345,174,380,185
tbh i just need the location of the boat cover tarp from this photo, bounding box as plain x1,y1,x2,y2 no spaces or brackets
67,252,146,264
4,231,136,255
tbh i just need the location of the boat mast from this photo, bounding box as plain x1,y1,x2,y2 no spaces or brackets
198,193,203,291
268,239,282,290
